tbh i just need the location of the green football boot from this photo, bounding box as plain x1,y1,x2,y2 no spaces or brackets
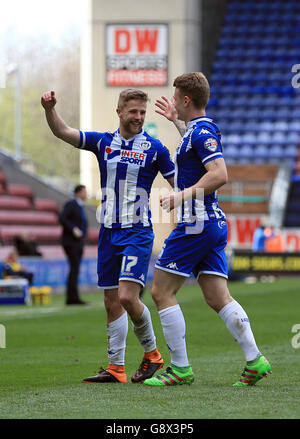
144,366,194,387
233,355,272,387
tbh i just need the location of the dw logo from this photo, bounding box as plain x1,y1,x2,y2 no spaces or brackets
0,324,6,348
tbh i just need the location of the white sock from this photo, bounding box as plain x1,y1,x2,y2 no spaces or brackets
159,304,189,367
132,304,157,353
218,300,261,362
107,312,128,365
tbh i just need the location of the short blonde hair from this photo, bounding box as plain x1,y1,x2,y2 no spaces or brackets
173,72,210,109
118,88,149,109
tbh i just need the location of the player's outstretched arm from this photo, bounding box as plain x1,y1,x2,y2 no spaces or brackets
155,96,186,136
41,91,80,147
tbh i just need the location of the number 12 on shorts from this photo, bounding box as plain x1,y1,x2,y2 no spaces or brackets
121,255,138,273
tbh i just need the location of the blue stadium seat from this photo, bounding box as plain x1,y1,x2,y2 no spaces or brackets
272,132,287,144
218,37,233,48
241,132,256,145
273,121,289,131
291,91,300,101
275,108,291,120
244,121,258,131
240,60,259,71
224,74,241,86
239,145,253,159
255,145,269,159
215,109,232,119
289,121,300,131
225,134,240,145
211,72,224,83
248,96,265,107
272,145,284,158
217,118,231,128
286,132,300,143
212,0,300,176
217,85,238,96
260,108,276,119
243,108,260,120
229,121,244,132
235,85,252,94
218,96,233,107
279,86,295,97
259,121,274,131
291,108,300,119
251,85,267,94
285,145,299,159
277,95,295,107
261,95,278,107
223,145,238,159
225,60,241,71
233,96,249,107
257,132,272,145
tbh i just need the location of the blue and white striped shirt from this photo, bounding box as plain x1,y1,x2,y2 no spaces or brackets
78,129,174,228
174,116,226,226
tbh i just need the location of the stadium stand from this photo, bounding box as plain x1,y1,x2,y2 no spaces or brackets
0,170,62,246
218,164,278,214
207,0,300,226
0,166,98,260
6,184,34,201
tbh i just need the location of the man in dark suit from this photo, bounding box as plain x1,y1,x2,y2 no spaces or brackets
59,184,88,305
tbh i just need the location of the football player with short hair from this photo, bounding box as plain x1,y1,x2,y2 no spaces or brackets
41,88,175,384
144,72,272,387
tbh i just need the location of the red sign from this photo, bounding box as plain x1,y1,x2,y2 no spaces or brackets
114,28,159,54
227,214,300,251
106,24,168,86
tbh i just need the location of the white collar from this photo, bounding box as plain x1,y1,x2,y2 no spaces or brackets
115,129,145,142
186,117,213,131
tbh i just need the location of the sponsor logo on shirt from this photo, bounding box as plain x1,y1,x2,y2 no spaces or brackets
166,262,178,270
120,149,147,166
204,137,218,152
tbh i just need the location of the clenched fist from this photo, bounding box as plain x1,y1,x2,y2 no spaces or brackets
41,90,57,110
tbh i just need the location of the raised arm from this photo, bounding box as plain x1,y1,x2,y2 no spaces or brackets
41,91,80,147
155,96,186,136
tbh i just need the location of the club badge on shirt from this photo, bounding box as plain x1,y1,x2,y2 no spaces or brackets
204,138,218,152
139,141,151,151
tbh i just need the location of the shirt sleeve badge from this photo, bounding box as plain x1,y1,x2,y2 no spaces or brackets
204,137,218,152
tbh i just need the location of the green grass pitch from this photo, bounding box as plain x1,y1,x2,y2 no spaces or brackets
0,277,300,419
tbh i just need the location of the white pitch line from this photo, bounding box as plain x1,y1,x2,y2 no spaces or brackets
0,303,103,321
